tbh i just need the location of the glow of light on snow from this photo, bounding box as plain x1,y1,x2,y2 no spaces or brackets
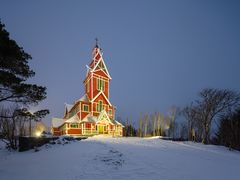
35,131,41,137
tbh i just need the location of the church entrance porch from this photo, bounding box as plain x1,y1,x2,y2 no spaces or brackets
97,124,107,134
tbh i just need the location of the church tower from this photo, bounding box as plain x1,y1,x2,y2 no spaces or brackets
83,40,114,119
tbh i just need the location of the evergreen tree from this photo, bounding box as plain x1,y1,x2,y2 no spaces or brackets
0,21,49,148
0,21,47,106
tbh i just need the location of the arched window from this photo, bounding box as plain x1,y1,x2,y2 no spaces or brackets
97,100,103,112
97,78,105,91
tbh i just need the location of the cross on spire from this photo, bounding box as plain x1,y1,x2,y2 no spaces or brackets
95,38,99,48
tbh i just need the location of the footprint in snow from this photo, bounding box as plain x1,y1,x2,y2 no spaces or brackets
94,149,124,169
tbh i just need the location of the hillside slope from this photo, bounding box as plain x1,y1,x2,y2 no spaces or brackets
0,136,239,180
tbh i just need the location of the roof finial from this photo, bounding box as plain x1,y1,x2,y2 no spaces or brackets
95,38,99,48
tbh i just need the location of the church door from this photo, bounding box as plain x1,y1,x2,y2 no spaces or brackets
98,125,104,134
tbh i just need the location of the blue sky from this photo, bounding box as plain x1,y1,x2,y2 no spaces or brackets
1,0,240,125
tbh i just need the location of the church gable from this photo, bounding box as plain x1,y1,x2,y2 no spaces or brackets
92,91,112,106
94,69,109,79
97,110,114,125
64,103,73,118
91,59,111,79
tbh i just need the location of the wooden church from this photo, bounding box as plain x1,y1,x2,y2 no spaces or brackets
52,41,123,137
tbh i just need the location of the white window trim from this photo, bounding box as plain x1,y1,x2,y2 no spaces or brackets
97,77,105,91
70,123,78,128
96,100,103,112
83,104,89,112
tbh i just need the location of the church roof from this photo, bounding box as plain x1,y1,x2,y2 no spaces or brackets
65,114,80,123
65,103,73,112
80,110,123,126
89,47,102,69
114,120,124,126
52,115,80,128
81,114,98,123
52,118,65,128
78,94,89,102
52,110,124,128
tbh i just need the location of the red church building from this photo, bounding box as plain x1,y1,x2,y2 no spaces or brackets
52,41,123,137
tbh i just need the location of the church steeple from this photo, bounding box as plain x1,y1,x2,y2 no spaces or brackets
84,40,112,101
90,39,103,69
95,38,99,48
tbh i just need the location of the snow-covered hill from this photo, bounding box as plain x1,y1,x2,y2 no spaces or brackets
0,136,240,180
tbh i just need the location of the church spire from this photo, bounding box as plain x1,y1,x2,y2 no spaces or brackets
87,40,112,79
95,38,99,48
91,38,102,68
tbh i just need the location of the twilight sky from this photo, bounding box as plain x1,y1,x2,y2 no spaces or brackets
1,0,240,125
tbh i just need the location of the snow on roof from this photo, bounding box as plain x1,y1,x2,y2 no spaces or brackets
78,94,89,102
53,110,123,128
65,103,73,112
81,114,98,123
65,114,80,123
93,110,123,126
114,120,124,127
52,118,65,128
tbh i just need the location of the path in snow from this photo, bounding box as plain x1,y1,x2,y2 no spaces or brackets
0,136,240,180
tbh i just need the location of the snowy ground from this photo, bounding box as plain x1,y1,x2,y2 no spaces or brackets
0,136,240,180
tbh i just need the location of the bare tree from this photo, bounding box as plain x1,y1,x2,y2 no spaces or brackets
0,106,49,149
139,113,143,137
156,112,161,136
137,112,173,138
195,88,240,144
0,106,20,149
164,115,171,137
152,113,156,136
168,106,181,139
179,121,188,140
144,114,149,137
183,104,198,141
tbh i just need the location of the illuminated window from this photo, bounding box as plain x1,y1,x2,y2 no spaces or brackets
109,109,112,115
70,123,78,128
96,100,103,112
83,105,89,112
97,78,104,91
